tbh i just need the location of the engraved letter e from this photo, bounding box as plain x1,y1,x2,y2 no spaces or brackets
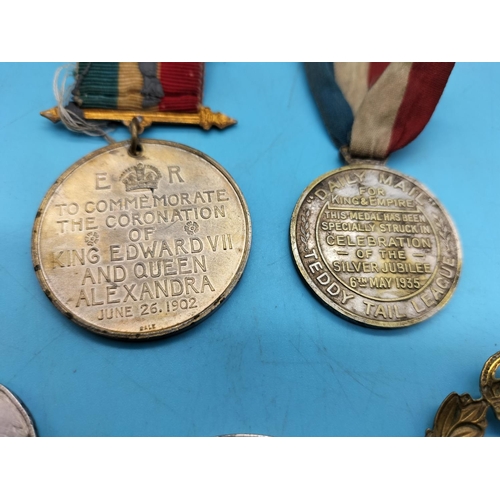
96,173,111,190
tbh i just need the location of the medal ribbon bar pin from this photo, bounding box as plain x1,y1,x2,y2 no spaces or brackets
35,63,251,340
290,63,461,328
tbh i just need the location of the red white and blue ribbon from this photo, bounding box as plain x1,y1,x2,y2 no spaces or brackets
305,62,455,161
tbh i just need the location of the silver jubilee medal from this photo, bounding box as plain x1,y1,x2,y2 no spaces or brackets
33,63,251,340
290,63,461,328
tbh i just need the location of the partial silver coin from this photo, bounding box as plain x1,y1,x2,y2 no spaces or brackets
0,385,36,437
219,434,269,437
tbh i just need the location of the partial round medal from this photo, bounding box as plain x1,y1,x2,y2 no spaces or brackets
291,164,461,328
0,385,36,437
219,433,269,437
32,140,251,340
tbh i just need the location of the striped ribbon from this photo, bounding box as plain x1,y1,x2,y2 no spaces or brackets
305,62,455,161
72,63,204,112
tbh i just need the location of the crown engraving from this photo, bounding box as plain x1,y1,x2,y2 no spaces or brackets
120,163,161,191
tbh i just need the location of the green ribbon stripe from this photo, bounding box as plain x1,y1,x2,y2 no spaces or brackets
74,62,119,109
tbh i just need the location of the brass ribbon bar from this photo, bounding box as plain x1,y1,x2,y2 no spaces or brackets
40,105,237,132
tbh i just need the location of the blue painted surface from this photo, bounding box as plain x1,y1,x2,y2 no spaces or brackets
0,62,499,436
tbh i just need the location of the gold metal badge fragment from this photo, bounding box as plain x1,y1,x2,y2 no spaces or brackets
427,351,500,437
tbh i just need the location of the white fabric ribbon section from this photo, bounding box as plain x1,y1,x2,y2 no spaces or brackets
350,62,412,159
334,62,370,115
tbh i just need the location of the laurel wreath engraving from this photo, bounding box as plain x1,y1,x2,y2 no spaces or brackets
299,208,311,253
433,215,452,252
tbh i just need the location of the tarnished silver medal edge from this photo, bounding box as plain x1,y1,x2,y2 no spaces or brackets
0,385,36,437
32,139,252,340
218,434,269,437
290,164,462,328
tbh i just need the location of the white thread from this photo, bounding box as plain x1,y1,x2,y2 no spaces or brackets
53,64,116,143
